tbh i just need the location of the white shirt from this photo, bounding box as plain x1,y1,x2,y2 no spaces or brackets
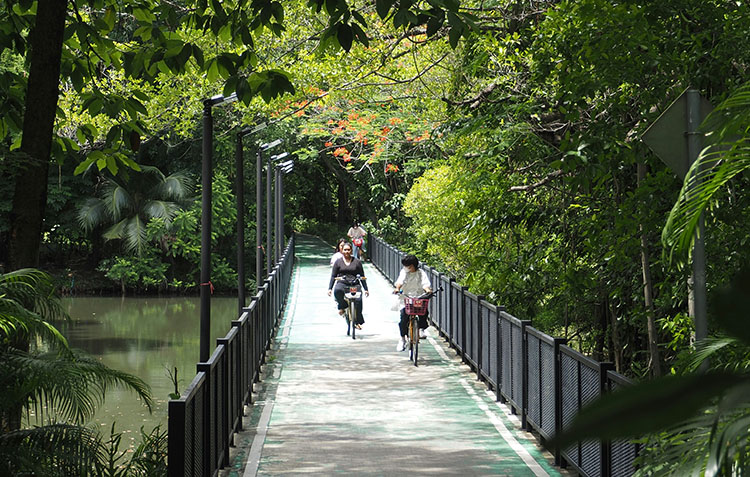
395,268,431,309
330,251,343,266
347,226,366,240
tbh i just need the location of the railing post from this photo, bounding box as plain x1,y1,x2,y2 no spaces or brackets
476,295,485,381
520,319,531,430
167,400,186,476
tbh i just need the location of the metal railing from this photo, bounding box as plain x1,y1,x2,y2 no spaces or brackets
168,235,296,477
369,235,639,477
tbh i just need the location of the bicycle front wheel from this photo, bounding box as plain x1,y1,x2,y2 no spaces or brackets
350,302,356,340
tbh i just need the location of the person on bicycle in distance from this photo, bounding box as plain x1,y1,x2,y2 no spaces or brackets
328,242,369,327
330,238,347,266
393,254,432,351
347,221,367,260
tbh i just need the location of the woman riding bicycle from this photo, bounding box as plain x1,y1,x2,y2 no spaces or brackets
393,254,432,351
328,242,369,327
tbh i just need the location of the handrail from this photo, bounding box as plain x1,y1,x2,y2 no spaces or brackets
168,234,296,477
369,234,639,477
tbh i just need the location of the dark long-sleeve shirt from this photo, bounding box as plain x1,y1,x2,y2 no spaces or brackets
328,258,368,290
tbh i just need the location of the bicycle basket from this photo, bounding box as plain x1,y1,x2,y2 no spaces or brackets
404,297,429,315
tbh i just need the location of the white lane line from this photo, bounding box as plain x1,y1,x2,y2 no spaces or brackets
242,400,275,477
427,334,550,477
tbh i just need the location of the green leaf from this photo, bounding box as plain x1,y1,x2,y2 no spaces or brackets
132,8,156,24
376,0,394,19
426,11,444,36
74,157,96,175
448,25,461,48
337,23,353,51
552,373,742,449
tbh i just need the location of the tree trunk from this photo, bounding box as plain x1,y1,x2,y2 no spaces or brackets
8,0,67,270
638,163,662,377
607,296,623,373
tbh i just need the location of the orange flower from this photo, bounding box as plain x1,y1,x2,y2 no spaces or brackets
325,142,333,147
333,147,348,157
389,117,402,125
386,163,399,173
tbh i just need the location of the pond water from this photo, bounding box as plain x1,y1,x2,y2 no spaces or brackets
57,296,240,448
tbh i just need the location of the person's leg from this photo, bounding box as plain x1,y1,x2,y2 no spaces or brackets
332,282,347,314
355,295,365,324
352,244,360,259
418,311,429,330
398,309,409,337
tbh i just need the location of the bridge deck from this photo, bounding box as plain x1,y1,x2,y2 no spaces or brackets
222,235,565,476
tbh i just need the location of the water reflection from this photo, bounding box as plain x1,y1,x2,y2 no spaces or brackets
57,296,240,447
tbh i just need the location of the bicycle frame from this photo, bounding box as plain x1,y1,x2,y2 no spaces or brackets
402,287,442,366
337,275,365,340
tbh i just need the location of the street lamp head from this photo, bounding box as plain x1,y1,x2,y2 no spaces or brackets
241,122,267,137
206,92,238,107
261,139,282,151
279,159,294,169
270,151,289,161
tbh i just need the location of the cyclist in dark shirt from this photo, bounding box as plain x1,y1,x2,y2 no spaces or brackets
327,243,369,326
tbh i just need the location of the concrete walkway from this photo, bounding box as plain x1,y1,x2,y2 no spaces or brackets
222,235,565,476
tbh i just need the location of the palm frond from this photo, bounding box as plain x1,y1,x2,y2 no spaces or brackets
144,200,180,225
154,171,192,200
0,269,69,346
0,423,101,476
2,348,152,424
103,219,128,241
124,215,148,253
77,197,107,232
102,180,132,222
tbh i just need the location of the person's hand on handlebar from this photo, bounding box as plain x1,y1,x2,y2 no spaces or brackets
365,290,369,297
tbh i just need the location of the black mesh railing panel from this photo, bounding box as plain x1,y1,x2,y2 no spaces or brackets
580,364,602,477
468,294,479,367
451,284,461,349
192,387,204,476
488,308,498,389
440,276,451,333
500,317,512,399
208,367,218,475
526,333,541,427
511,322,522,405
609,373,637,477
611,439,637,477
481,303,492,381
540,340,556,438
560,353,580,469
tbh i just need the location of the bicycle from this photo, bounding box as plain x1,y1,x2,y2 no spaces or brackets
403,287,441,366
336,275,366,339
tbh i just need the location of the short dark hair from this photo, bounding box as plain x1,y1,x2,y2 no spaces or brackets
401,254,419,268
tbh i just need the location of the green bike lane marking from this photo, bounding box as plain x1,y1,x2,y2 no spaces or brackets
237,235,561,476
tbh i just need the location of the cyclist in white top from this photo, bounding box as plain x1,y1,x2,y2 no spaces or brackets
347,221,366,260
330,238,346,266
392,254,432,351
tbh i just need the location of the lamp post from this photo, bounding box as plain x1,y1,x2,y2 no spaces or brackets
275,159,293,261
257,139,281,291
200,92,237,362
235,122,267,317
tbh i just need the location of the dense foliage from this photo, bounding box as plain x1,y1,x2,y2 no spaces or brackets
2,0,750,472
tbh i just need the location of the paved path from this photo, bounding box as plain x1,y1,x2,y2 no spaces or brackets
223,235,564,476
